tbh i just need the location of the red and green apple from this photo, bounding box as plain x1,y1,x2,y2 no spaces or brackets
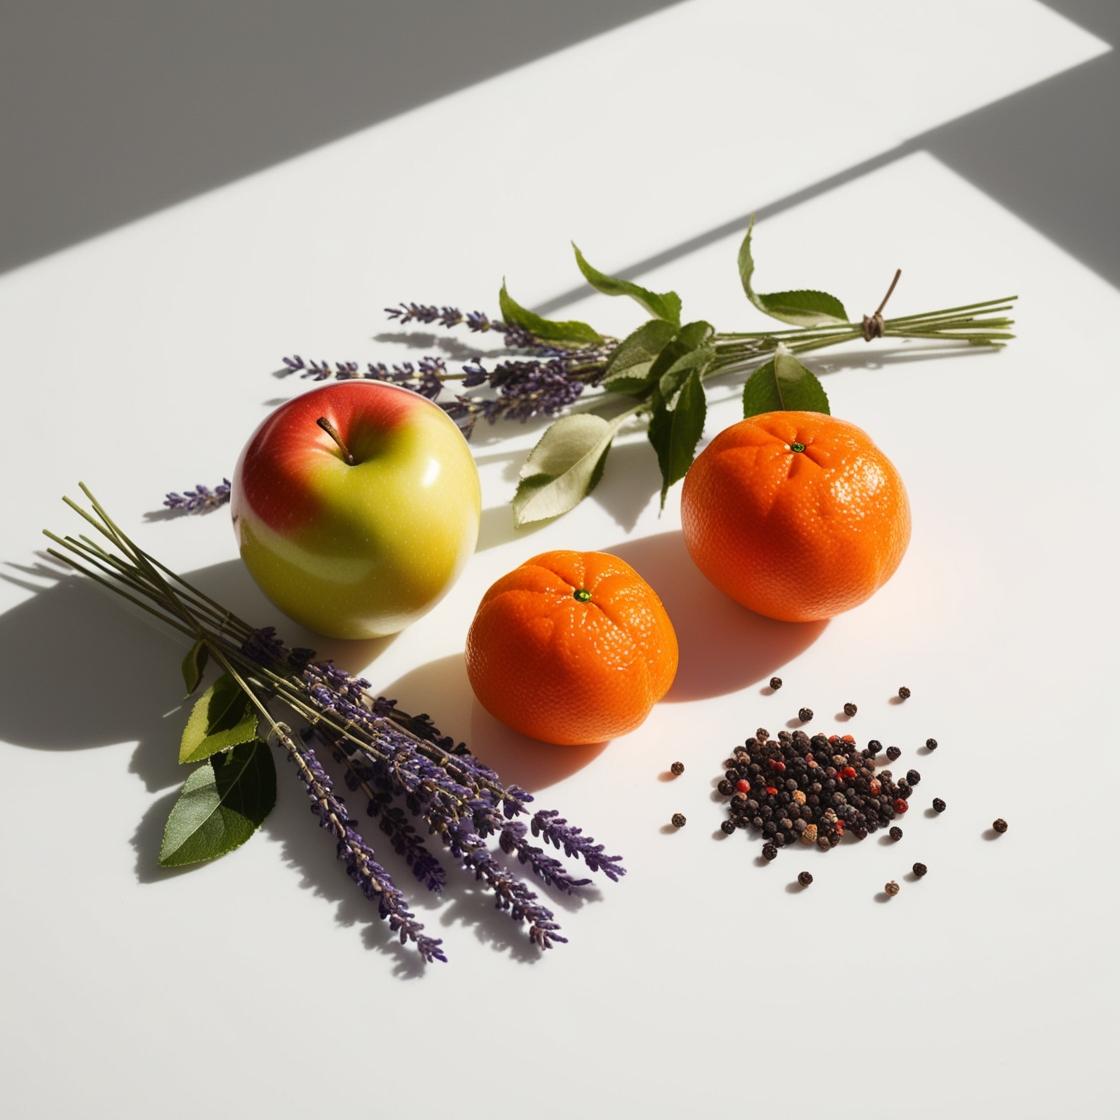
231,381,480,639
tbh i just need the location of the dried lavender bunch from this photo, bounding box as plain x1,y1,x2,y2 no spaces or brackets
45,486,626,963
163,479,230,514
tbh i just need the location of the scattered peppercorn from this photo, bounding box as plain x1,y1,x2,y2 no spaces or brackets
770,676,783,690
670,760,684,776
671,813,687,828
893,798,909,814
762,842,778,861
884,880,900,896
932,798,946,814
720,819,736,835
993,818,1008,834
843,702,858,716
906,769,921,785
798,707,813,721
867,739,883,755
889,826,903,841
797,871,813,887
925,738,938,750
912,862,927,878
885,745,901,761
717,779,733,796
898,686,911,699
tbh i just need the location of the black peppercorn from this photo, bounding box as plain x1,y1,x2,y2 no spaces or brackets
885,745,901,761
898,686,911,699
906,769,921,785
720,819,736,835
725,768,738,782
762,842,778,861
717,779,733,796
797,871,813,887
671,812,686,828
843,702,858,716
889,826,903,841
798,707,814,721
868,739,882,753
932,798,946,813
670,760,685,776
884,880,900,896
912,862,927,878
769,676,783,690
993,818,1008,834
925,738,937,750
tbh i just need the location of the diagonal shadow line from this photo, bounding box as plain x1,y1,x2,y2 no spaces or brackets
535,28,1119,316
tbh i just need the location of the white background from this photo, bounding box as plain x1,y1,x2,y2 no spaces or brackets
2,3,1118,1117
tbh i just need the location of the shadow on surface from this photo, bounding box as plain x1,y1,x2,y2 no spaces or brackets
1,0,681,273
605,531,826,701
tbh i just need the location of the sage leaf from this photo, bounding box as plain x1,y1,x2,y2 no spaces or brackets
572,244,682,325
738,219,849,326
742,348,831,418
513,412,624,526
179,672,260,765
499,282,603,346
159,741,277,868
648,369,707,509
649,320,715,405
600,319,677,394
180,639,208,695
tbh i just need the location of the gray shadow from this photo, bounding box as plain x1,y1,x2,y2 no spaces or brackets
605,531,826,701
1,0,682,273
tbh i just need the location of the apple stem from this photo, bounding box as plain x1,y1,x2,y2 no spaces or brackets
316,416,356,465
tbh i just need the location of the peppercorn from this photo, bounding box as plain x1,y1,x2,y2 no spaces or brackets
725,769,738,782
801,824,818,844
843,702,858,716
755,728,770,741
886,746,901,761
798,871,813,887
670,761,684,776
884,880,900,896
925,738,937,750
717,779,733,796
671,813,686,828
736,778,751,794
889,826,903,841
762,842,778,861
993,818,1008,834
905,769,921,786
895,781,912,798
898,686,911,699
792,789,807,805
769,676,783,690
720,819,736,835
798,707,813,721
932,798,946,813
912,862,927,878
867,739,883,754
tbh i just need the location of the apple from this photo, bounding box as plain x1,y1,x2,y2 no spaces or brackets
231,380,481,639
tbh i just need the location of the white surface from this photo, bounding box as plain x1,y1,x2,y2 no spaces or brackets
2,2,1117,1118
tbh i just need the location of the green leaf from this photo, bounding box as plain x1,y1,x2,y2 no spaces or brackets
513,412,626,526
572,244,682,324
499,282,604,346
742,347,831,418
180,639,208,695
179,673,260,765
159,741,277,868
648,369,707,509
600,319,678,394
648,320,715,405
737,218,849,326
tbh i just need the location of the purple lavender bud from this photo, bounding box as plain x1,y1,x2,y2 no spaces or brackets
163,479,231,514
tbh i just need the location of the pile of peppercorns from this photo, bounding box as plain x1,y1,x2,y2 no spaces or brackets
715,727,921,853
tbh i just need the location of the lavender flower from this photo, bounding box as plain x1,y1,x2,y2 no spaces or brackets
163,479,230,514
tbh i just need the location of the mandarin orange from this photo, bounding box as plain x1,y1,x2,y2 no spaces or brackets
465,550,678,745
681,411,910,622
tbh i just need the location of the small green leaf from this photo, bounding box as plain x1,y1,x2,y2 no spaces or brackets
737,219,849,326
513,413,625,526
742,348,831,418
649,320,715,405
499,282,603,346
179,673,260,765
648,369,707,509
180,640,208,695
600,319,678,394
159,741,277,868
572,244,682,325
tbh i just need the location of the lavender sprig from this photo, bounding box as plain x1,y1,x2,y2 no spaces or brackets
163,479,230,514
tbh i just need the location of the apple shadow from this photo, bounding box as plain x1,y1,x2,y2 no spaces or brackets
379,652,608,793
604,531,826,702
